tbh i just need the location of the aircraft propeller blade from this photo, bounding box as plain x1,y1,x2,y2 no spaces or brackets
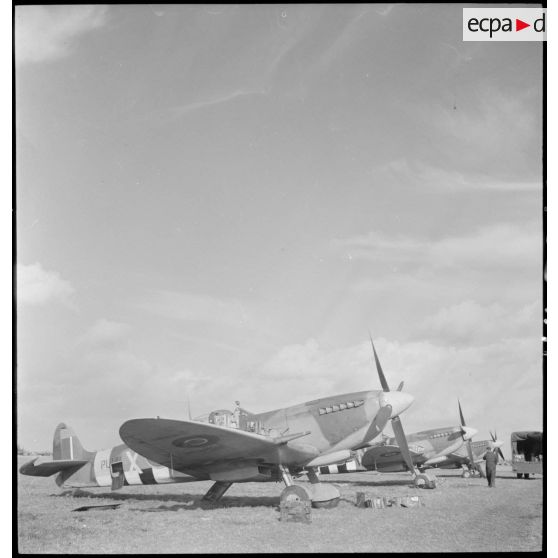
464,436,477,470
458,399,466,428
369,335,418,477
391,416,416,474
369,333,390,392
357,405,393,449
490,430,505,461
458,400,483,476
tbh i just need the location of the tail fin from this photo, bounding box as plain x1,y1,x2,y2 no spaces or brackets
52,423,87,461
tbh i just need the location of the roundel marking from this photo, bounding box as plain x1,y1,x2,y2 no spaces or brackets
172,434,219,449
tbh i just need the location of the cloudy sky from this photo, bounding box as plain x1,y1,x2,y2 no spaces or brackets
15,4,543,454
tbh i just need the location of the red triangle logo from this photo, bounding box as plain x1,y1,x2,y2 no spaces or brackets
516,19,530,31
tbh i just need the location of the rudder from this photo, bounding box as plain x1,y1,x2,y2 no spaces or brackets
52,423,87,461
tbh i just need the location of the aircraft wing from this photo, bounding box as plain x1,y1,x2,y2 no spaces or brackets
19,457,89,477
120,418,317,473
360,444,424,471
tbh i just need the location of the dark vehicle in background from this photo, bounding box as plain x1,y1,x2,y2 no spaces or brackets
511,431,543,479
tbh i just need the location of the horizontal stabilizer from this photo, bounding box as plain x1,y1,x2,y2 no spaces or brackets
19,457,89,477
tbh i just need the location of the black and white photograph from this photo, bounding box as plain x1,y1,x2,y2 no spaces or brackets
15,3,546,553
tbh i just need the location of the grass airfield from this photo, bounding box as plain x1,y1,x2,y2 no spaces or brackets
17,456,543,554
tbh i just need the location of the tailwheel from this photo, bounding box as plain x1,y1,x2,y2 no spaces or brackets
280,484,310,505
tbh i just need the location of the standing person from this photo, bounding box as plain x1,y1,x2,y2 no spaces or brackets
483,444,499,487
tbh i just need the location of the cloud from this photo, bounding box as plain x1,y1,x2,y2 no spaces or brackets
170,89,268,117
254,335,542,440
333,222,540,271
18,325,542,449
375,5,395,17
78,319,131,348
418,300,539,345
414,82,541,181
383,159,541,193
15,5,108,64
17,263,75,307
139,289,250,327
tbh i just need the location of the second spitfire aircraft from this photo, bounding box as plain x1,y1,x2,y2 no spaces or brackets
318,403,504,478
20,339,431,508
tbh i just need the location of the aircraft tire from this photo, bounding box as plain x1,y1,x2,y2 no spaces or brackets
517,473,523,479
523,473,529,479
280,484,310,505
462,470,471,478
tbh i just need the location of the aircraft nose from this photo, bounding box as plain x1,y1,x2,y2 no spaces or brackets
381,391,414,418
462,426,477,440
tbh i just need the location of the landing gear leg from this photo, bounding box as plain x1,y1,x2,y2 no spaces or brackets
202,481,233,503
279,465,310,504
279,464,293,487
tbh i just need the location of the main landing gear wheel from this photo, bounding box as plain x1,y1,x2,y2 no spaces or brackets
462,469,471,478
280,485,310,505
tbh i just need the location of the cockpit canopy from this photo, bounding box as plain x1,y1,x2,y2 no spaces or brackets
207,407,262,433
208,409,234,427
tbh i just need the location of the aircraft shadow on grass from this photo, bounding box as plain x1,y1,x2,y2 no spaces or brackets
323,478,416,488
56,489,280,509
433,472,533,481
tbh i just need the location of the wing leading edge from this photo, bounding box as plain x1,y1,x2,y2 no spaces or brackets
119,418,318,474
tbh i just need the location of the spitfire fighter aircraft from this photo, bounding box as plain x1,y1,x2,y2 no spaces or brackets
425,430,504,477
20,339,427,508
318,403,504,479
